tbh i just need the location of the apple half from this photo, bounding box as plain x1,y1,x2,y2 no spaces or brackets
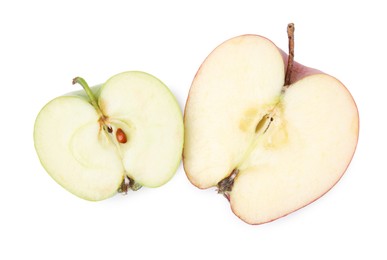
183,24,359,224
34,71,184,201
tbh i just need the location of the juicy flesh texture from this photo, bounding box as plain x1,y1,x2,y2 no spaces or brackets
34,71,183,201
230,75,358,224
99,72,184,187
183,35,359,224
184,35,285,188
34,97,123,201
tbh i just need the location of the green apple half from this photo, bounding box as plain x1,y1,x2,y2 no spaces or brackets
183,25,359,224
34,71,184,201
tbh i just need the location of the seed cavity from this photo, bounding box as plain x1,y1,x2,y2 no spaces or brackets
116,128,127,143
255,115,274,134
255,115,269,133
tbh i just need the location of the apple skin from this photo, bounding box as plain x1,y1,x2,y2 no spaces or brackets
183,34,359,225
280,53,322,84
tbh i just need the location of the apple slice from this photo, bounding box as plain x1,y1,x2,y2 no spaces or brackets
183,24,359,224
34,71,184,201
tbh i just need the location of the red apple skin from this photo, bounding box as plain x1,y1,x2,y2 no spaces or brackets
229,47,360,225
279,49,323,84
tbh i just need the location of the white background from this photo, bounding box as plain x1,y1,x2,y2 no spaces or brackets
1,0,386,259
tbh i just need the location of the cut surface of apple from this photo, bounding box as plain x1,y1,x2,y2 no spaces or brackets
183,30,359,224
34,71,184,201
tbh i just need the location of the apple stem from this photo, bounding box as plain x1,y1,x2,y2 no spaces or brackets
284,23,295,87
72,77,104,117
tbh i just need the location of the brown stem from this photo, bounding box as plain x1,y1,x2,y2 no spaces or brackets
284,23,295,86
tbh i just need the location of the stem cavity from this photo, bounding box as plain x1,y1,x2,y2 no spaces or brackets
73,77,112,133
284,23,295,87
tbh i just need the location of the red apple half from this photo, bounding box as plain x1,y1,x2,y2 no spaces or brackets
183,25,359,224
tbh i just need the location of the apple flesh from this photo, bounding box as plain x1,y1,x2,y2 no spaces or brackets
34,71,184,201
183,32,359,224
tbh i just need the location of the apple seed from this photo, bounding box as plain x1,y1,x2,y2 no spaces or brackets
116,128,127,143
255,115,274,134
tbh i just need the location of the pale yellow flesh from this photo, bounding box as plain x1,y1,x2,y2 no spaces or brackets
99,72,184,187
184,35,285,188
230,75,358,224
34,97,124,201
34,71,184,201
183,35,359,224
